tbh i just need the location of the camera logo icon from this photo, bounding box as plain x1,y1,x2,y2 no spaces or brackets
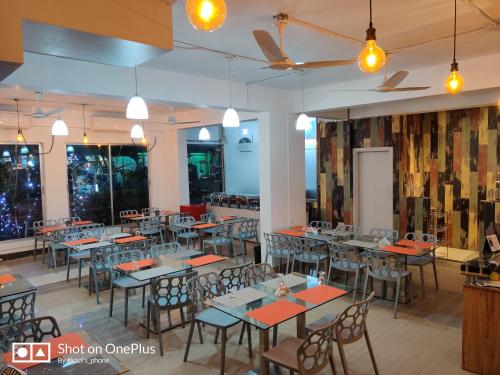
12,343,51,364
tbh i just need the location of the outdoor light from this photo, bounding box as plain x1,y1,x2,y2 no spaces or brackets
66,145,74,153
20,146,29,154
130,123,145,139
186,0,227,32
52,119,69,136
198,127,211,140
126,67,148,120
445,0,464,94
2,150,10,158
358,0,386,73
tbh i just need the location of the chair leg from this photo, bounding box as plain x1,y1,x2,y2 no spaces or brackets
214,328,219,344
146,301,151,338
353,268,359,302
329,352,338,375
432,259,439,290
180,308,186,328
109,284,115,317
184,319,196,362
272,325,278,347
246,321,253,358
78,260,83,288
419,265,426,298
239,322,246,344
124,288,129,326
156,307,164,356
142,286,146,308
34,238,38,260
88,269,92,296
362,273,369,300
220,329,227,375
66,253,71,282
393,278,401,319
94,271,100,304
364,328,380,375
197,321,204,344
337,341,349,375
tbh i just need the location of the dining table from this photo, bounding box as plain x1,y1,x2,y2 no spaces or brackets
207,272,350,375
124,210,180,240
0,273,37,300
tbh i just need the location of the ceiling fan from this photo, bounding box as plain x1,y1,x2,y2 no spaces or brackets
166,105,200,125
253,14,355,71
329,71,431,93
25,91,63,118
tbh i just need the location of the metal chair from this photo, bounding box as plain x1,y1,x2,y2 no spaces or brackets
149,242,183,258
305,292,379,375
140,216,164,244
120,209,139,232
176,216,199,249
183,272,252,375
404,232,439,298
263,233,293,274
200,213,218,236
362,250,413,318
368,228,399,241
235,219,259,263
33,219,58,260
169,212,191,241
328,243,366,301
262,319,337,375
290,237,328,276
342,224,361,235
203,223,234,256
58,216,81,225
309,220,333,231
47,227,77,268
107,249,150,326
141,207,159,216
0,291,36,327
0,316,61,353
88,244,122,304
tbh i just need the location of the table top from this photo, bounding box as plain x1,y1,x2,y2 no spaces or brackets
208,273,350,330
127,211,180,221
0,273,37,299
176,216,248,229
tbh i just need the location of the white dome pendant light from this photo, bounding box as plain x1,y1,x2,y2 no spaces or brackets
198,127,211,141
223,55,239,127
130,123,145,139
126,66,149,120
296,72,310,131
52,115,69,136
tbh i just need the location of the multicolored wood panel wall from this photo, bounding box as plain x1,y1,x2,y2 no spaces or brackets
317,106,499,251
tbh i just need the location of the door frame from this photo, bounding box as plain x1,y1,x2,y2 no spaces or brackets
352,147,393,230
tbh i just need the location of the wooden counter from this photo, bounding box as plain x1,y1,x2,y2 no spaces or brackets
462,284,500,374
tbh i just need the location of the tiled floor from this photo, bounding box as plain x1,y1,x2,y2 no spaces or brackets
1,253,471,374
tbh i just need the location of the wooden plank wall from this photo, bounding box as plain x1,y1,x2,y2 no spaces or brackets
317,106,499,251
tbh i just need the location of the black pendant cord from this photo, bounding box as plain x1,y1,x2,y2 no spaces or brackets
134,66,139,96
369,0,373,28
131,121,157,152
453,0,457,63
14,99,54,156
82,104,87,137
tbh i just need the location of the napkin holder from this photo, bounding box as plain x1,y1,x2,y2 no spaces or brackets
275,280,289,297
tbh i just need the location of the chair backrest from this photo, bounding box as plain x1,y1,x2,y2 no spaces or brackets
89,244,122,271
141,207,159,215
122,237,157,252
343,224,360,235
211,223,234,243
119,210,138,219
58,217,80,225
0,291,36,327
151,271,197,309
33,220,58,229
219,263,251,291
238,219,259,239
289,237,324,262
106,248,145,279
140,216,162,234
334,291,375,345
309,221,332,231
328,243,362,270
103,226,122,235
0,316,61,353
149,242,183,258
369,228,399,241
366,250,405,280
200,213,215,222
244,263,276,286
404,232,436,244
297,320,336,375
188,272,225,313
263,233,292,258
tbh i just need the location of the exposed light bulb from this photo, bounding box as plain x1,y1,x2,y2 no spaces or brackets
198,127,211,141
222,107,240,127
126,96,148,120
83,133,89,144
445,63,464,94
141,137,147,145
130,123,145,139
296,113,311,131
186,0,227,32
16,130,24,142
358,39,386,73
52,119,69,136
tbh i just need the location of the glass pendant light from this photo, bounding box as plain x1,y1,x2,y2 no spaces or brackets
358,0,386,73
198,127,211,141
126,66,148,120
81,104,89,144
130,123,145,139
14,100,25,142
296,73,311,131
445,0,464,94
186,0,227,32
223,56,239,127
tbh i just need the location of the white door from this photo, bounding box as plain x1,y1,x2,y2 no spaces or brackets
353,148,393,234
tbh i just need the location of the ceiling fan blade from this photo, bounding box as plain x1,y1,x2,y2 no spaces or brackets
297,59,355,69
172,121,201,125
43,107,63,117
383,86,431,92
253,30,286,62
381,71,409,88
329,89,376,92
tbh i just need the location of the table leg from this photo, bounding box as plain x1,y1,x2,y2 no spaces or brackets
259,329,270,375
296,313,306,339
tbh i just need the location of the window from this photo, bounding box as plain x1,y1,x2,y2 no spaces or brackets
66,144,149,225
187,144,223,204
305,118,317,199
0,144,43,241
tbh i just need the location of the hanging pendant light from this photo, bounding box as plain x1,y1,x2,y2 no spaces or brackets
296,73,311,131
445,0,464,94
52,118,69,136
81,104,89,144
130,123,145,139
223,56,239,127
186,0,227,32
198,127,211,141
358,0,386,73
126,66,148,119
14,100,25,142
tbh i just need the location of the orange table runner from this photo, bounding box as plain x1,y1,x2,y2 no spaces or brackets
116,258,155,272
122,214,143,219
71,220,93,226
0,274,16,284
192,223,217,230
219,216,236,221
114,235,147,244
291,225,312,231
3,332,87,370
383,245,421,256
37,226,66,234
245,300,307,326
395,240,433,250
160,210,177,215
63,238,97,247
276,229,306,237
292,285,348,305
184,255,226,267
